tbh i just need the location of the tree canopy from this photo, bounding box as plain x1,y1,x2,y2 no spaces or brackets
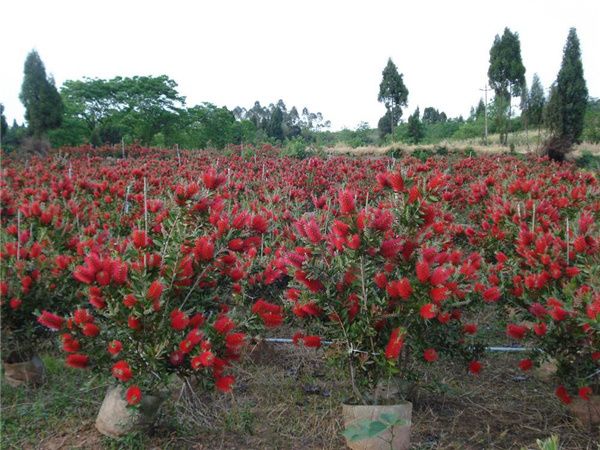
19,50,63,138
378,58,408,137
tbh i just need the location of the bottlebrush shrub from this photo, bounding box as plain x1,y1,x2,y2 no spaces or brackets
36,175,256,404
480,196,600,403
0,204,79,361
285,179,485,404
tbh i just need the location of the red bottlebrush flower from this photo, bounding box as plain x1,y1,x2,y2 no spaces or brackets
108,340,122,356
302,335,322,348
380,238,402,258
9,298,22,310
73,266,95,284
578,386,592,401
463,323,477,334
82,323,100,337
332,220,350,238
131,229,151,249
430,287,449,303
199,350,215,367
416,260,430,283
292,331,304,346
347,234,361,250
388,172,404,192
506,324,528,340
128,315,141,330
228,238,245,252
482,286,501,303
423,348,438,362
38,310,64,330
518,359,533,371
565,266,580,278
549,307,568,321
374,272,388,289
213,315,235,334
147,280,163,310
468,360,482,374
215,375,235,393
555,385,572,404
123,294,137,308
112,261,128,285
430,267,450,286
62,336,80,353
385,328,405,360
194,237,215,261
251,215,268,234
112,360,133,382
338,189,355,214
95,270,111,286
170,309,190,331
225,332,246,351
420,303,437,320
261,312,284,328
126,385,142,405
190,313,205,328
387,278,412,300
533,322,547,336
202,167,226,190
74,308,94,325
528,303,547,318
66,353,89,369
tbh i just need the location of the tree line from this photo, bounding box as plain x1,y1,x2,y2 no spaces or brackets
0,27,596,160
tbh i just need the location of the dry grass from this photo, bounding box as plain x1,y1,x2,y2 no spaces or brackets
324,134,600,159
3,345,598,449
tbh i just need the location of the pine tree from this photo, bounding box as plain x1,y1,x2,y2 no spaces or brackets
378,58,408,137
19,50,63,138
552,28,588,144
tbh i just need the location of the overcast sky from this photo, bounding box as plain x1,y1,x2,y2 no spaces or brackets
1,0,599,130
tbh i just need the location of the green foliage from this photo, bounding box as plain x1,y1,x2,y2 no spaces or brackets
59,75,185,146
378,58,408,137
488,28,526,145
19,50,64,138
527,74,546,128
549,28,588,145
280,137,310,158
176,103,246,149
406,108,424,144
582,98,600,143
0,104,7,143
576,151,600,171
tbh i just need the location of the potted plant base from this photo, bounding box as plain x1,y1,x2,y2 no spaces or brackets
342,401,412,450
2,353,45,387
567,395,600,427
95,385,166,437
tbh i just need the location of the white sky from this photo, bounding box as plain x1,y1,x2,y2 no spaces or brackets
1,0,599,131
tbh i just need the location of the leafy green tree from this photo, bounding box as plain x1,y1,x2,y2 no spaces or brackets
527,74,546,130
548,28,588,146
475,99,486,119
0,104,7,146
60,75,185,145
422,107,446,124
582,98,600,144
268,107,284,142
19,50,63,138
406,108,424,144
378,58,408,137
488,28,526,145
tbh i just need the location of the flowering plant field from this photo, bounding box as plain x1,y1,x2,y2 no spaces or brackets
1,145,598,412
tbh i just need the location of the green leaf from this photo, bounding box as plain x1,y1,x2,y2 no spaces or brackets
342,419,390,442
